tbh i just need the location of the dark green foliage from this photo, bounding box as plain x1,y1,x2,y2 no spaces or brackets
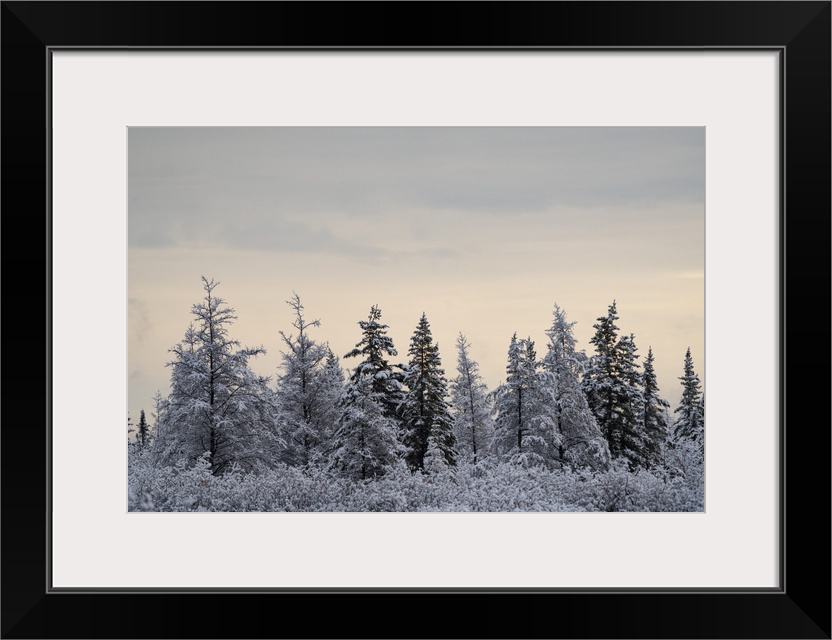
641,347,670,467
401,313,456,471
674,347,704,446
582,302,648,470
137,409,150,448
343,305,405,424
332,305,406,479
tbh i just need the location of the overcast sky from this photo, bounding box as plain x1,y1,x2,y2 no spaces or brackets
128,126,704,428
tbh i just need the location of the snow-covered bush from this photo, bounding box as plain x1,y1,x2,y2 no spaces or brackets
129,445,702,512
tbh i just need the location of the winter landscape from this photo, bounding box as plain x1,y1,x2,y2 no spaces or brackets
128,127,704,512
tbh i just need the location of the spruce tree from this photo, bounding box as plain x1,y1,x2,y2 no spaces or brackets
330,376,402,480
491,334,555,466
343,305,404,423
450,333,494,465
137,409,150,448
616,333,647,468
583,301,647,469
674,347,704,444
542,304,610,470
400,313,456,471
332,305,405,478
642,346,670,468
583,301,621,453
492,333,523,458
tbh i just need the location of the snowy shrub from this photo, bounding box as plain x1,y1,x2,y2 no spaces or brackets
129,442,702,513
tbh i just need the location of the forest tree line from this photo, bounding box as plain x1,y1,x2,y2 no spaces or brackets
128,276,704,511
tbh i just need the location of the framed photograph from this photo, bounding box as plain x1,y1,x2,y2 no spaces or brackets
3,2,829,638
126,124,707,510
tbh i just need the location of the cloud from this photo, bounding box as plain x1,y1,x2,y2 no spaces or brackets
128,127,704,253
415,247,459,259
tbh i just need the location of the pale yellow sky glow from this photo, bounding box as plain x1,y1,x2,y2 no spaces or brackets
128,127,704,425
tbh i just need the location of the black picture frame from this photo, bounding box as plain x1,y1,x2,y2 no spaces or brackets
2,2,829,638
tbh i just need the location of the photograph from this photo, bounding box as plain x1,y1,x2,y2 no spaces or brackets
127,126,705,513
2,0,828,636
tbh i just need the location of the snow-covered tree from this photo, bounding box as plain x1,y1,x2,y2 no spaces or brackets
542,304,610,470
330,376,403,480
331,305,406,478
136,409,150,448
150,390,168,445
641,346,670,468
152,277,280,475
400,313,456,471
343,305,405,424
423,432,452,476
616,332,647,467
313,346,346,462
583,302,619,418
275,293,339,467
674,347,704,446
450,333,494,464
582,302,647,469
491,334,557,467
